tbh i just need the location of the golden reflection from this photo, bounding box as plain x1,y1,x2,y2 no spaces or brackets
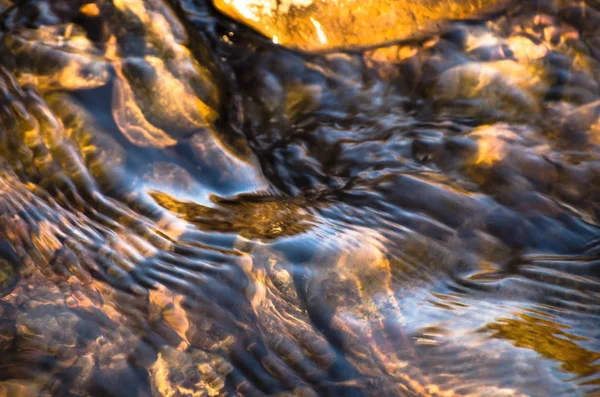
105,0,220,148
434,60,548,119
488,313,600,379
0,0,599,395
46,93,127,187
214,0,507,51
150,347,230,397
507,35,549,62
31,221,62,263
111,60,178,149
79,3,101,17
469,124,519,166
302,228,426,394
109,49,217,148
2,26,109,92
149,285,190,349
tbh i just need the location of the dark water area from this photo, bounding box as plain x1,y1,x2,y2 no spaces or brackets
0,0,600,396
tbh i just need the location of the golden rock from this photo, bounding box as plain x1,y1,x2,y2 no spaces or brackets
213,0,508,52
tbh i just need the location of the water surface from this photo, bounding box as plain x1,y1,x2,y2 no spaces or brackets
0,0,600,396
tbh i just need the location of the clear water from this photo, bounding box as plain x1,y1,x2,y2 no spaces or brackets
0,0,600,396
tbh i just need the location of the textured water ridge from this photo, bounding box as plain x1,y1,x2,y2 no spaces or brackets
0,0,600,396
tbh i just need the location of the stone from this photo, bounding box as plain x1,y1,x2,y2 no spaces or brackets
213,0,508,52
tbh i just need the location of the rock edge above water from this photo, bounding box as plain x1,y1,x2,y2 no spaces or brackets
213,0,508,52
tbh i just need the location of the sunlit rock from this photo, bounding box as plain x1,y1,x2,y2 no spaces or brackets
213,0,508,51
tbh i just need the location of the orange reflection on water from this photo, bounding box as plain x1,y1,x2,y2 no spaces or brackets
488,312,600,380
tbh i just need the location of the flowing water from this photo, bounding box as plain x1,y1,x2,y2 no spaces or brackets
0,0,600,396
